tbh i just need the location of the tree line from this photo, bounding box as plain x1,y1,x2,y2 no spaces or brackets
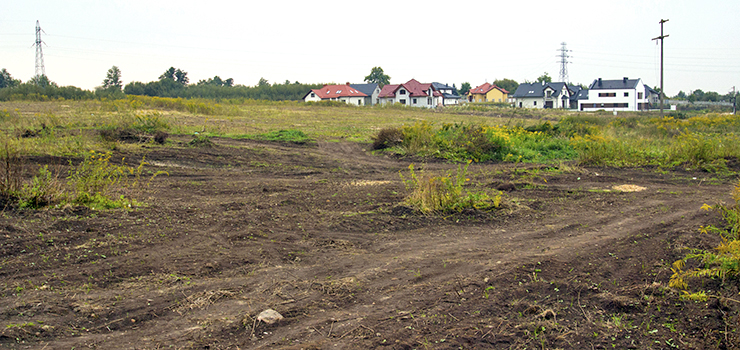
1,65,736,105
0,66,322,101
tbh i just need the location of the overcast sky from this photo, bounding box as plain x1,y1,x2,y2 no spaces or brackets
2,0,739,96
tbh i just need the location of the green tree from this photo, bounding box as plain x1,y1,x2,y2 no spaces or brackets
174,69,188,85
0,69,20,89
159,67,188,86
364,67,391,87
704,91,720,102
159,67,176,81
30,75,56,88
493,78,518,94
258,77,270,87
688,89,703,102
459,82,471,96
102,66,123,91
536,72,552,83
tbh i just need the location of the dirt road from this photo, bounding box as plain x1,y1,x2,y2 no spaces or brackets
1,137,737,349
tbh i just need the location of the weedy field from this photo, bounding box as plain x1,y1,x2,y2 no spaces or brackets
0,98,739,349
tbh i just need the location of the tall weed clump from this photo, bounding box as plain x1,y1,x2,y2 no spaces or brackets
669,179,740,301
399,161,502,214
19,165,64,208
66,150,162,209
389,121,574,163
0,138,22,204
100,112,170,144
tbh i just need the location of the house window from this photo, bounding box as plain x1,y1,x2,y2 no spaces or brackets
358,100,362,105
546,91,552,98
399,90,406,95
310,93,315,98
427,97,432,104
412,98,417,104
638,92,643,99
533,101,537,106
598,92,616,97
400,99,406,105
624,92,629,97
519,102,522,108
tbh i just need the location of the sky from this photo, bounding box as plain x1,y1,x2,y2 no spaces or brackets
2,0,739,96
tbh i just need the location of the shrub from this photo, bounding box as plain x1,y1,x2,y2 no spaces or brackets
19,165,64,208
67,151,128,207
0,139,21,202
371,127,403,150
399,161,502,214
189,134,214,147
670,179,740,297
153,131,169,145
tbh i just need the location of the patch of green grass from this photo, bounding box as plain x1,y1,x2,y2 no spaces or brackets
248,129,313,144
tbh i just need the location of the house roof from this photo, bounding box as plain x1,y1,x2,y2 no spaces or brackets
349,83,378,96
469,82,508,95
432,82,454,90
589,78,641,90
307,84,368,99
575,88,589,100
378,79,442,98
511,82,569,98
378,84,400,98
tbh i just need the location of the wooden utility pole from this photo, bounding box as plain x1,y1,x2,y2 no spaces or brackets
652,19,669,117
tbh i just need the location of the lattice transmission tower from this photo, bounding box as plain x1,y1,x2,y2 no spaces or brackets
34,20,46,78
557,42,571,83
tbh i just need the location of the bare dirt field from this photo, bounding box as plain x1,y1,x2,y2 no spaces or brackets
1,136,738,349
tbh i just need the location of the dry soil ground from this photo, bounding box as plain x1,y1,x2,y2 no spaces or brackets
1,136,738,349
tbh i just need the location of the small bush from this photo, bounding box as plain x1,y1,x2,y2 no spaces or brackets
68,151,127,206
670,179,740,295
189,134,214,147
399,161,502,214
371,127,403,150
0,139,21,201
19,165,64,208
153,131,169,145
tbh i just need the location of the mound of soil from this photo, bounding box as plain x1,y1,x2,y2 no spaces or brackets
0,136,737,349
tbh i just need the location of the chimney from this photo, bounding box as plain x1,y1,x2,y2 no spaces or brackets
598,78,602,86
346,82,351,86
623,77,628,83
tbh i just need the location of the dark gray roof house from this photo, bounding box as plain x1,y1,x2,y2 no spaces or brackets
431,82,462,105
349,83,380,105
512,82,579,109
588,77,640,90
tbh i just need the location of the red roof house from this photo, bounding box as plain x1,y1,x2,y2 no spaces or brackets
304,84,368,105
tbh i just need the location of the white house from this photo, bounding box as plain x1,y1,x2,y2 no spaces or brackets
511,82,575,109
377,79,442,108
578,78,657,111
304,84,368,106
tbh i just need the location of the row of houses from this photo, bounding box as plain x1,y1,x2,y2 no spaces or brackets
511,77,660,112
303,77,661,112
303,79,463,107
